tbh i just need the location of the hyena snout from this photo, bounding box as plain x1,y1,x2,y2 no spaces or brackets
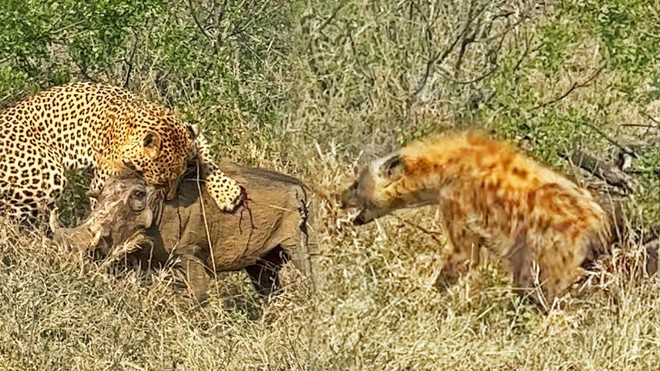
339,183,360,209
352,211,371,225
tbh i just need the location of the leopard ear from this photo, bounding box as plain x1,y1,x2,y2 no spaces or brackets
143,131,162,159
380,154,406,179
186,124,199,140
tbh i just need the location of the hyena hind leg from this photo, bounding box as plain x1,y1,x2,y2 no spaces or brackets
508,229,536,298
509,232,578,310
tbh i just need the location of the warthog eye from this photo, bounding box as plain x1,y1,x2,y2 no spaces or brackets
132,189,145,199
129,188,148,212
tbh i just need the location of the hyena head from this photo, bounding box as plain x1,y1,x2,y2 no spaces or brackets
340,153,437,225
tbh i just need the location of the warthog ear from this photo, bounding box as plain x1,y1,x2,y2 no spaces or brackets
143,131,162,159
116,160,140,178
380,154,406,179
86,189,100,199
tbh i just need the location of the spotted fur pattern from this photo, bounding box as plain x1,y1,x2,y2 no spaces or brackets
341,130,610,306
0,82,241,221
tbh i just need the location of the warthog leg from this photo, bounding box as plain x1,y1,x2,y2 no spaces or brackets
244,246,287,297
176,244,211,303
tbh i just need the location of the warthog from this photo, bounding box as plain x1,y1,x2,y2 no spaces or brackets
51,163,315,301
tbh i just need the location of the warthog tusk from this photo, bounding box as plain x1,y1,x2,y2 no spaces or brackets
49,207,62,233
90,230,103,251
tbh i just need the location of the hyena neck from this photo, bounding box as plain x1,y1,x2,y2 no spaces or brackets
401,141,483,196
398,154,447,206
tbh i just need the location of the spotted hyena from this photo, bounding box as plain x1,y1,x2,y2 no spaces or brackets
340,130,610,307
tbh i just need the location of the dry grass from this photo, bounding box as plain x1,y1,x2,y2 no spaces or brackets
0,179,658,370
0,218,315,370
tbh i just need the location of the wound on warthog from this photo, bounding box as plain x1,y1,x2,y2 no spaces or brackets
238,185,255,236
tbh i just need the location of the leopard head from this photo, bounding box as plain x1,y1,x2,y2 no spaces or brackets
116,110,195,200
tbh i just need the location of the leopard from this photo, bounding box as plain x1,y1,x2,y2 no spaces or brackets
0,81,241,222
340,130,610,309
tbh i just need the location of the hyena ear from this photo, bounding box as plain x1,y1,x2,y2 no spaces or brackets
380,154,406,179
143,131,162,159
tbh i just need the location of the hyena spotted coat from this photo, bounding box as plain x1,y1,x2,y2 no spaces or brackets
340,130,610,307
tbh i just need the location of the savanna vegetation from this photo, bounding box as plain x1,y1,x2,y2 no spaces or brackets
0,0,658,369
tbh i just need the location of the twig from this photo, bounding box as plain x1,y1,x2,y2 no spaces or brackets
625,168,660,176
511,32,534,75
194,158,218,281
477,14,527,44
410,0,489,99
214,0,230,47
641,111,660,126
392,215,445,246
302,4,346,98
476,32,533,109
437,65,498,85
620,123,659,128
188,0,215,46
318,1,348,32
409,33,460,98
123,30,139,89
455,1,483,75
228,3,280,40
531,62,607,110
577,119,638,158
72,58,97,83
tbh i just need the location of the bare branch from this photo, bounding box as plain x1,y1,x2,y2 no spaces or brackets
214,0,230,47
455,3,485,75
626,168,660,176
123,30,139,89
318,1,348,32
531,62,607,111
510,32,534,74
562,147,633,192
409,0,491,99
474,31,533,108
188,0,215,45
302,2,349,97
393,215,445,246
204,0,218,24
641,111,660,126
74,60,98,83
477,17,525,43
436,64,497,85
620,123,659,128
571,118,639,163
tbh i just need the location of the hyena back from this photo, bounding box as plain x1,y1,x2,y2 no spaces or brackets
340,130,609,306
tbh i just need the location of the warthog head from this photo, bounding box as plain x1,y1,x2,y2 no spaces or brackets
50,176,162,254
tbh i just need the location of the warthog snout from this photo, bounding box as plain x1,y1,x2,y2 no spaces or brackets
50,177,159,253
